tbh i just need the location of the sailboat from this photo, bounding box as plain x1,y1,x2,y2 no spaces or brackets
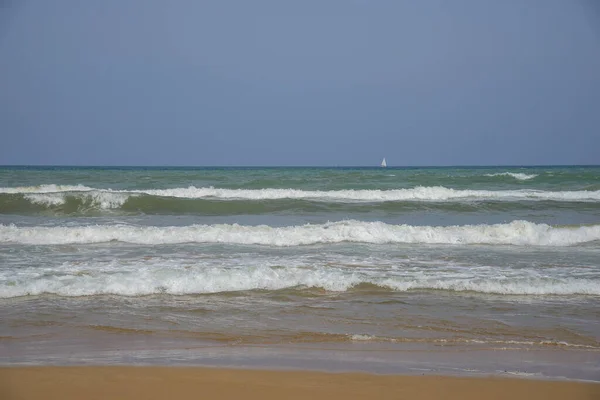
380,157,387,168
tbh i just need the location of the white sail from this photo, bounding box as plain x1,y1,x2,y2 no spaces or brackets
381,158,387,168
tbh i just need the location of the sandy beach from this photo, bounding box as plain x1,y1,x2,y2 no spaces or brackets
1,367,599,400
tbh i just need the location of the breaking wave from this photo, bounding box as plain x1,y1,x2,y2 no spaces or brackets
1,185,600,211
1,260,598,298
1,220,599,246
484,172,538,180
0,184,94,194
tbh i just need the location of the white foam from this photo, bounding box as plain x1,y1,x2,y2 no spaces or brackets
350,334,378,341
126,186,600,202
2,185,600,204
381,277,600,295
0,184,93,194
348,335,599,348
1,220,599,246
484,172,538,180
24,193,66,207
24,192,131,209
1,259,598,298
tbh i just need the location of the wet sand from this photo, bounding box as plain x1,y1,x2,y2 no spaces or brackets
1,367,598,400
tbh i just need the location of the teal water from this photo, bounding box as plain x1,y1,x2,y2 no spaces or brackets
2,165,599,190
1,166,600,225
1,166,599,378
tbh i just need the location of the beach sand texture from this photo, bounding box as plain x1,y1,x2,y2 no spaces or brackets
2,367,599,400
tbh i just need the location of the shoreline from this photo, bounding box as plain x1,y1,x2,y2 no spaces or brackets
3,333,599,382
2,366,599,400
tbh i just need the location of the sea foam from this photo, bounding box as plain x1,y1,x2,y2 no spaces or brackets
0,184,93,194
1,260,598,298
1,220,599,246
484,172,538,180
1,185,600,207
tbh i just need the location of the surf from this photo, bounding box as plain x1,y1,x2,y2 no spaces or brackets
2,220,599,246
2,185,600,205
1,258,598,298
484,172,538,180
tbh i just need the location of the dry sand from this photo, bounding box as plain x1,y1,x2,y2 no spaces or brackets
1,367,599,400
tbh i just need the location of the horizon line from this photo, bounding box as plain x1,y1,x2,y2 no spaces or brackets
1,164,599,168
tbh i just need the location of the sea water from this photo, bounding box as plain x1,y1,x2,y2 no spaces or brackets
1,166,599,379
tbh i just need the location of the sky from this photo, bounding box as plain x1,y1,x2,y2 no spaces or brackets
0,0,599,166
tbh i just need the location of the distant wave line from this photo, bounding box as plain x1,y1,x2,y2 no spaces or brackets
1,185,600,206
484,172,538,180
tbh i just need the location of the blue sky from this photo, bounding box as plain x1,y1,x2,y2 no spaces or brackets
1,0,599,166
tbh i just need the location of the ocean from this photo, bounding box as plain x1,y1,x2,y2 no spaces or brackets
1,166,599,379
